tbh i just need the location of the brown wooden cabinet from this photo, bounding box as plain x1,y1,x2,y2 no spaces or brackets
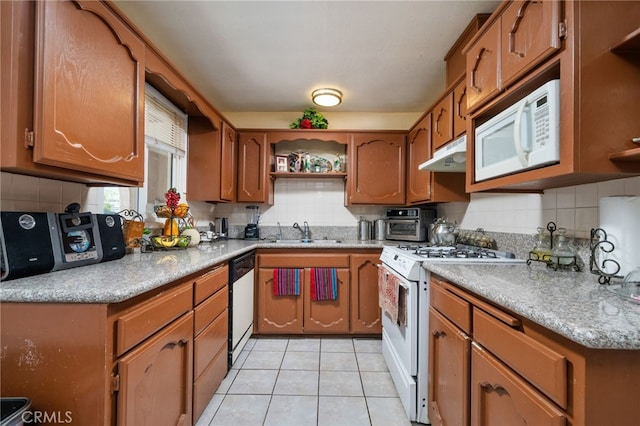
237,132,273,204
349,252,382,334
406,114,433,204
432,93,454,151
220,121,237,201
256,267,304,333
466,0,562,113
500,0,563,88
192,265,229,421
428,279,472,426
466,20,501,112
406,114,469,205
470,343,566,426
347,132,406,205
452,79,468,138
117,311,194,426
1,0,145,186
187,118,236,203
256,251,349,334
0,264,231,426
465,0,640,191
430,274,640,426
428,308,470,426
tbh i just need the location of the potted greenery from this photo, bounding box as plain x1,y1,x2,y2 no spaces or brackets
290,108,329,129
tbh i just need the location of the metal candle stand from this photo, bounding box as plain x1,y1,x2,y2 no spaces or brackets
527,221,580,271
589,227,623,285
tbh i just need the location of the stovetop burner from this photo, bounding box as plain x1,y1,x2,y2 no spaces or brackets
392,243,518,260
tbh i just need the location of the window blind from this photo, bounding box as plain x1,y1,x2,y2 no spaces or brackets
144,84,187,155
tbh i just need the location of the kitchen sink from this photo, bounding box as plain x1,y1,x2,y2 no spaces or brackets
271,239,341,244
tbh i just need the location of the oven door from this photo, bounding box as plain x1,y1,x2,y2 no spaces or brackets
380,264,418,375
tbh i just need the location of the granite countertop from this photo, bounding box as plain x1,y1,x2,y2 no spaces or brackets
0,239,387,304
424,261,640,350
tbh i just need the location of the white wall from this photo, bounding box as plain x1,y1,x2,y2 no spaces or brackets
214,178,386,228
438,176,640,239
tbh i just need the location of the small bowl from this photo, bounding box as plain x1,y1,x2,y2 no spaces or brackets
152,235,179,248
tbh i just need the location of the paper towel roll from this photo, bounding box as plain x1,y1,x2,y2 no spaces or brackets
599,196,640,277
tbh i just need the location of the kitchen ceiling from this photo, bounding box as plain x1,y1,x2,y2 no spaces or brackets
114,1,500,114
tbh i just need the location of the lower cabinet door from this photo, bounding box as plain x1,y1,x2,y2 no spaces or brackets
470,343,566,426
303,268,350,333
428,307,471,426
350,253,382,334
117,312,193,426
257,268,304,334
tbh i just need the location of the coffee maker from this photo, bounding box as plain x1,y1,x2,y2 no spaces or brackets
244,206,260,240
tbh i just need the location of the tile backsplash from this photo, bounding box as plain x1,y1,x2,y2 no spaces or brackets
438,176,640,239
2,171,639,241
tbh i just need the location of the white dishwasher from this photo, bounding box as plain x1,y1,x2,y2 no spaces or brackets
228,250,255,367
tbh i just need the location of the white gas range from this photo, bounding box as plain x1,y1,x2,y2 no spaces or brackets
378,244,524,424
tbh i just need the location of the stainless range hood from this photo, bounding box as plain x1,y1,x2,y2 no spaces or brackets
418,135,466,172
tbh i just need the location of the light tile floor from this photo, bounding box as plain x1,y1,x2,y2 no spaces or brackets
195,337,413,426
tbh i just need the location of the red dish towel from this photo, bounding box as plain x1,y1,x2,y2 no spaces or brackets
273,268,301,296
310,268,338,301
378,267,399,323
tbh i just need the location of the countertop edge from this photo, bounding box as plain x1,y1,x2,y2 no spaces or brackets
423,262,640,351
0,240,386,304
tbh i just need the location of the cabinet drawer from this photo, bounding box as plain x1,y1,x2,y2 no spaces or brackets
194,264,228,305
430,280,471,334
194,309,228,378
473,308,567,408
194,286,228,336
116,283,192,356
471,343,566,425
258,253,349,268
193,345,228,421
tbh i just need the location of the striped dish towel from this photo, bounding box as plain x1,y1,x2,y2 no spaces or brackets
273,268,301,296
310,268,338,301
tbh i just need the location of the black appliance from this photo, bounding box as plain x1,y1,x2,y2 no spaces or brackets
1,204,126,281
0,212,57,280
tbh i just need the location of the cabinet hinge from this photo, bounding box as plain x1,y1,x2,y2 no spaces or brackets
24,129,34,148
111,374,120,393
558,20,568,39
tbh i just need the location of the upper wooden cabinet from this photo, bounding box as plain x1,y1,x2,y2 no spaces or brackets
220,122,237,201
466,0,640,191
1,0,145,185
452,79,468,138
466,1,562,113
237,132,273,204
500,0,563,88
432,93,454,151
406,112,469,205
347,132,406,205
407,114,433,204
466,21,502,112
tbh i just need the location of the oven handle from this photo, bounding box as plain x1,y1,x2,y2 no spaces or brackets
377,263,411,290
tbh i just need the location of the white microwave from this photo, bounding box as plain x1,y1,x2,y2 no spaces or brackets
475,79,560,182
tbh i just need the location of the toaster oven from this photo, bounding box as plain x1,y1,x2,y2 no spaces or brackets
385,208,435,242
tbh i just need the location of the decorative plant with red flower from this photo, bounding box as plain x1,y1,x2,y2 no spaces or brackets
290,108,329,129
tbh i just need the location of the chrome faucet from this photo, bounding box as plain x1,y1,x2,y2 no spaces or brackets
277,222,283,240
293,221,311,241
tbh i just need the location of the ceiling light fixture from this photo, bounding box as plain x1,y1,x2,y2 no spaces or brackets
311,88,342,107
